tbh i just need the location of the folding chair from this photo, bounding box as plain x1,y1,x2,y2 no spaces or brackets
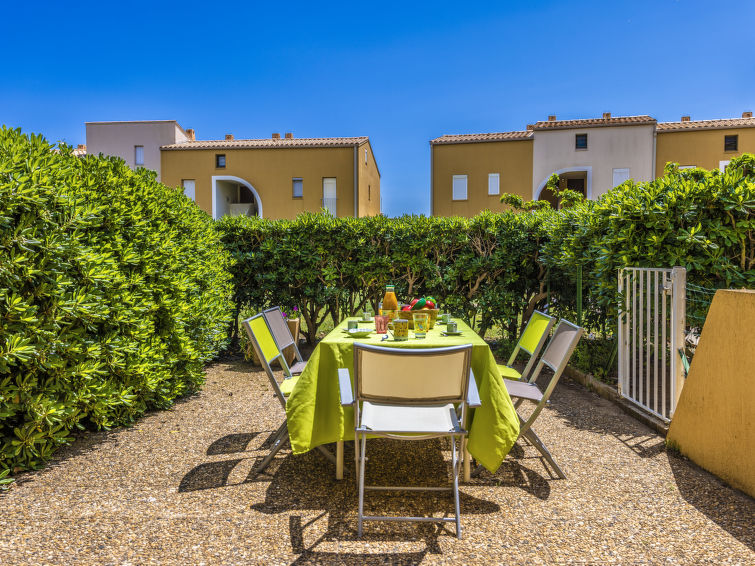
497,310,555,382
262,306,307,376
503,319,583,479
338,343,481,539
242,314,334,476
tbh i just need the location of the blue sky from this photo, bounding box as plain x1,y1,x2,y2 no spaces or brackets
2,1,753,216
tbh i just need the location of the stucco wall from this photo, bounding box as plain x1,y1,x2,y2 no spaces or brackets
667,289,755,498
431,139,533,217
358,141,381,216
656,127,755,177
532,125,655,199
160,146,357,220
86,121,183,180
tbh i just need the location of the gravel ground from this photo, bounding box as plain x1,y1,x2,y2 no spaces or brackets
1,358,753,565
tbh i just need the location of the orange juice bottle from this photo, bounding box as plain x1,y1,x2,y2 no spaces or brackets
382,284,399,321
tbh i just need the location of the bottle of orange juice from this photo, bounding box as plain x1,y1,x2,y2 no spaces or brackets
382,284,399,321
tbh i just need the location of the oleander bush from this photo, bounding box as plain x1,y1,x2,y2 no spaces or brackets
219,155,755,351
0,128,234,473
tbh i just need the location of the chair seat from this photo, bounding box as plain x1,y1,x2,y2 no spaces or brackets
497,364,523,380
288,360,307,375
359,402,462,434
279,376,300,396
503,378,543,402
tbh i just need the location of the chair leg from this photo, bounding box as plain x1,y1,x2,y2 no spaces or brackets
358,433,367,537
451,435,462,539
521,427,566,479
317,445,336,464
354,431,360,482
254,423,289,475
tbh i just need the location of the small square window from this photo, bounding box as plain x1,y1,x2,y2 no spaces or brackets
452,175,468,201
724,135,738,152
216,154,226,168
575,134,588,150
292,177,303,198
134,145,144,166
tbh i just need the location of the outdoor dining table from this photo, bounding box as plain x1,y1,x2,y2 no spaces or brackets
285,317,520,481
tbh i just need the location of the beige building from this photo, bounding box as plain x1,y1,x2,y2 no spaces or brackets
431,112,755,216
84,121,380,219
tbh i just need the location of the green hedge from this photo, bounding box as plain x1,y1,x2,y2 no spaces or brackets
218,155,755,344
0,128,234,473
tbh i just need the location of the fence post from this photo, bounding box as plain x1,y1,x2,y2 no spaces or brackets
671,266,687,416
617,269,624,396
576,264,583,326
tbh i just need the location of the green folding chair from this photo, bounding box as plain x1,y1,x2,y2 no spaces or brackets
242,313,334,475
497,310,555,382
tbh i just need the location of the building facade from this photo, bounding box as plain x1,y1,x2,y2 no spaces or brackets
84,122,380,219
431,112,755,216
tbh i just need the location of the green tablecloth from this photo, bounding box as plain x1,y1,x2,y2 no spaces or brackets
285,318,520,472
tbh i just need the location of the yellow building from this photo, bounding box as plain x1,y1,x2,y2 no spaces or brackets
431,112,755,217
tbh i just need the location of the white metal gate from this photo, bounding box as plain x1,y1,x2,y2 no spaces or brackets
618,267,686,422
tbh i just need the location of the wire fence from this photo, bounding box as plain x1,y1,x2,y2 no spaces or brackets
686,282,717,331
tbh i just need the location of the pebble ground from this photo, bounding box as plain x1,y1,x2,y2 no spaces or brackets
1,358,753,565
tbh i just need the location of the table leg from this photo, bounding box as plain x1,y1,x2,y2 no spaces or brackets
336,441,344,480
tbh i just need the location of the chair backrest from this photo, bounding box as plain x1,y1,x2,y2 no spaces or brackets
263,307,295,350
241,313,289,407
353,343,472,405
507,310,556,379
520,319,584,434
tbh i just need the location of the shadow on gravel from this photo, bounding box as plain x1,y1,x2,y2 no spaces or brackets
668,452,755,551
207,432,259,455
179,458,245,492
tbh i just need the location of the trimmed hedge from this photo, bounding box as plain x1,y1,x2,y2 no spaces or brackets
0,128,234,472
219,155,755,343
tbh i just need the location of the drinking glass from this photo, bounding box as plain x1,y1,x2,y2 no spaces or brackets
391,319,409,341
413,312,429,338
374,315,389,334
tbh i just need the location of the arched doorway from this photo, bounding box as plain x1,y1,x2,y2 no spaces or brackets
534,167,592,208
211,176,263,219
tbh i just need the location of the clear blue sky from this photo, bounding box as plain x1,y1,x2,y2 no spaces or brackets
3,1,753,216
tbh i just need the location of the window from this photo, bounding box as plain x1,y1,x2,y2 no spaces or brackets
575,134,588,150
452,175,468,201
322,178,337,216
182,179,195,201
724,135,738,152
292,177,303,198
678,165,696,170
215,154,226,168
488,173,500,195
612,168,630,187
365,149,368,164
368,185,371,201
720,160,731,172
134,145,144,166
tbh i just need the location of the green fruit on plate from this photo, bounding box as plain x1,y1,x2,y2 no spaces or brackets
411,298,427,310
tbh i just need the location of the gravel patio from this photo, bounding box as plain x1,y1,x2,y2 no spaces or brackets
1,358,753,565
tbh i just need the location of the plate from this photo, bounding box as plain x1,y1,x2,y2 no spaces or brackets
347,328,374,337
441,331,462,336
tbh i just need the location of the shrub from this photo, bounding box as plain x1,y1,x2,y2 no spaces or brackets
0,128,234,473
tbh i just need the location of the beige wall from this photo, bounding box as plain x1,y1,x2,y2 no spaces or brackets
431,140,533,217
161,146,359,220
656,127,755,177
532,125,655,200
86,121,186,180
358,141,381,216
667,290,755,498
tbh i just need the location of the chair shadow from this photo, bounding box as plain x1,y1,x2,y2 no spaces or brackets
248,438,500,556
667,451,755,551
179,458,246,492
206,432,259,455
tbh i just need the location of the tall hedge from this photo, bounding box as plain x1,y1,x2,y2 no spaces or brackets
0,128,234,472
218,155,755,342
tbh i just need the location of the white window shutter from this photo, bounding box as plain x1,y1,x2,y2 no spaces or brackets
452,175,468,200
488,173,500,195
612,168,630,187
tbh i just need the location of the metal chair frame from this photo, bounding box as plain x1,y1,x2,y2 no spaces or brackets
262,306,306,376
338,343,481,539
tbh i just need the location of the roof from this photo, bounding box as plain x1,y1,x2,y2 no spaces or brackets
161,136,370,150
657,117,755,132
430,131,533,145
531,115,656,130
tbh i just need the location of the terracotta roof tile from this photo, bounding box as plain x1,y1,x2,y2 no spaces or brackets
161,136,369,150
531,115,656,130
430,131,533,144
657,117,755,132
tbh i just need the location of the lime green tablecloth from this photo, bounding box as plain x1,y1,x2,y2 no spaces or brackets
285,318,520,472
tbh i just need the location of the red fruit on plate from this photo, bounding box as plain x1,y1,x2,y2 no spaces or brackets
425,300,435,309
401,305,412,311
410,298,419,307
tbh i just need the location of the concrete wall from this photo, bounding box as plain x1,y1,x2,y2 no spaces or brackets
656,127,755,176
358,141,381,216
431,139,533,217
532,125,655,199
667,289,755,498
86,121,184,180
161,146,358,220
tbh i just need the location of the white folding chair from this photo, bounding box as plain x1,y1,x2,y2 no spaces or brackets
338,343,480,539
497,310,555,382
262,306,307,376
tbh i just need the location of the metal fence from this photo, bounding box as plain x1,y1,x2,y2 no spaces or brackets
617,267,686,422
